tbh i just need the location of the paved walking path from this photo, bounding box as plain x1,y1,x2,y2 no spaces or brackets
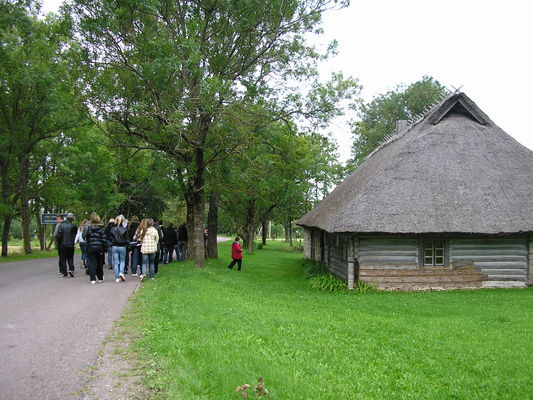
0,255,140,400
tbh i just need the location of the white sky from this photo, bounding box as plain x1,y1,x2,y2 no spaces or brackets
41,0,533,162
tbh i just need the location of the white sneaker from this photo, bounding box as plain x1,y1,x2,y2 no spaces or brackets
98,277,104,283
132,273,138,277
90,281,96,285
115,278,120,283
119,273,126,281
139,275,145,282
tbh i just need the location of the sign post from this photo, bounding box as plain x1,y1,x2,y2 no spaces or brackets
41,214,59,225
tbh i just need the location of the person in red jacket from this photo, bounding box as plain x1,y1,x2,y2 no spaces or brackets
227,236,243,271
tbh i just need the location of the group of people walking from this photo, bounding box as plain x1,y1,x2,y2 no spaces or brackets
53,212,189,284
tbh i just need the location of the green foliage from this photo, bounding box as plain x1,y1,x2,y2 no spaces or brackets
303,258,327,277
353,279,378,294
117,240,533,399
349,76,449,169
308,272,347,292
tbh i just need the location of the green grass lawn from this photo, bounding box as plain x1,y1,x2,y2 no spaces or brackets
0,239,81,263
122,240,533,399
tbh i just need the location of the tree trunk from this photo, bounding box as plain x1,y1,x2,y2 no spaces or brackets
19,157,32,254
244,226,254,252
35,208,45,250
286,218,293,246
1,216,12,257
206,192,218,258
243,200,256,252
261,219,267,245
1,162,12,257
188,147,206,267
191,190,205,267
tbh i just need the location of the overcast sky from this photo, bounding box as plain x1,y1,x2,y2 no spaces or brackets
41,0,533,162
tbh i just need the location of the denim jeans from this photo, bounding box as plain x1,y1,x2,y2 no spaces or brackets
177,241,187,261
112,246,127,278
141,253,157,278
79,242,88,267
130,246,140,274
106,242,113,267
163,245,175,263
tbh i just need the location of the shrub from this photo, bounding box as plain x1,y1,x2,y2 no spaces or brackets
308,273,347,292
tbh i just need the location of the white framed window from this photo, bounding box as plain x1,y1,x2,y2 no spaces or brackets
423,240,445,266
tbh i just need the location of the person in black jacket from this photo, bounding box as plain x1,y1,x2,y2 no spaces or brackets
104,218,115,270
110,215,130,283
163,223,177,263
152,219,164,274
54,213,78,278
177,222,188,261
127,216,141,276
82,212,108,284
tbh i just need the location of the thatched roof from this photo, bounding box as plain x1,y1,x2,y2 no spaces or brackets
297,93,533,234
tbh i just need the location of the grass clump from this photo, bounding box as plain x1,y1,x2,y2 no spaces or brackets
121,240,533,399
308,273,347,292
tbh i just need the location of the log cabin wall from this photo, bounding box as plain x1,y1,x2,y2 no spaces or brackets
529,236,533,286
358,236,419,270
304,231,529,290
324,233,348,282
449,236,528,287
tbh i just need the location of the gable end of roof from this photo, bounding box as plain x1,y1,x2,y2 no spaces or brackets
430,93,492,126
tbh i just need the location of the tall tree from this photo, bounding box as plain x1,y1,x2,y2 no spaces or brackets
0,1,86,254
349,76,449,169
69,0,355,266
221,121,342,250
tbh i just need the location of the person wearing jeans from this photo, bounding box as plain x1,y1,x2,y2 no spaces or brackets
142,253,157,280
110,215,130,283
137,218,159,281
177,222,188,261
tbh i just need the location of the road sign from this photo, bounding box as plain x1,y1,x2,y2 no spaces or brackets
41,214,59,225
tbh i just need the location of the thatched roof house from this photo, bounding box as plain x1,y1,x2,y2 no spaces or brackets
297,92,533,290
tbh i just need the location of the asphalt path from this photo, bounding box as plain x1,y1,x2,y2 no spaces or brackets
0,254,140,400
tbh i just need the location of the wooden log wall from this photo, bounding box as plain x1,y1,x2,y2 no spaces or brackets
449,237,528,283
527,235,533,285
325,233,348,281
359,236,419,269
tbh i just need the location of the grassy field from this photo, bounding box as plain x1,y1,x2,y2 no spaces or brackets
0,239,80,263
121,240,532,399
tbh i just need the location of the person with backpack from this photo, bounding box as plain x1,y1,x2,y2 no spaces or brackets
109,215,130,283
83,212,108,284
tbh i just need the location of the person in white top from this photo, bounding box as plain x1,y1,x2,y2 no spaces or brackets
74,218,89,272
